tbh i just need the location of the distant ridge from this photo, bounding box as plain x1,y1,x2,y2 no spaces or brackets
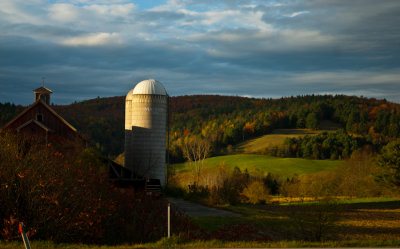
1,94,399,158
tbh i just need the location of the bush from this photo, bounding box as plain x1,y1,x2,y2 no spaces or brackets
0,132,193,244
207,165,249,205
242,181,270,204
377,140,400,188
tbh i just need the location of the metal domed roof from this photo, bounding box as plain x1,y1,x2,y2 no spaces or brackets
131,79,167,95
125,88,134,100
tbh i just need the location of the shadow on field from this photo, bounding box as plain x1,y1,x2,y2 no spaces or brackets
226,200,400,242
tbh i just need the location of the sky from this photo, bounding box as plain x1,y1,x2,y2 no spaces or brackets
0,0,399,105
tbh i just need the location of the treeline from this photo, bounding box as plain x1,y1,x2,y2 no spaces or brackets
265,130,365,160
0,102,24,126
169,95,400,162
1,94,400,159
53,97,125,156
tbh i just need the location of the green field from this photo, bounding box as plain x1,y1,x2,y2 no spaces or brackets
191,198,400,243
173,154,341,178
236,129,327,154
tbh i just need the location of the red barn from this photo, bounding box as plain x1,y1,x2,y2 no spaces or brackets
3,84,85,147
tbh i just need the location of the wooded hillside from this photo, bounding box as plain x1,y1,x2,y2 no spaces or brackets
1,95,399,159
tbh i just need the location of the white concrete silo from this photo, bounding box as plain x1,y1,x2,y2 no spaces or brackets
124,79,168,186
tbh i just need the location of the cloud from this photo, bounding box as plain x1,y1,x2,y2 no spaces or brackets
286,11,309,18
0,0,399,105
61,32,122,46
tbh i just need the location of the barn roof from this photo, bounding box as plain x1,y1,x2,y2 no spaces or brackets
3,100,77,132
33,86,53,94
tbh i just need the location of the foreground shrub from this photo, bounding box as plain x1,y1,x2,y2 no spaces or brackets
242,181,270,204
377,140,400,188
0,132,193,244
207,165,249,205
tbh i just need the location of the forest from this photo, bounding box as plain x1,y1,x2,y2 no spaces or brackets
1,94,399,161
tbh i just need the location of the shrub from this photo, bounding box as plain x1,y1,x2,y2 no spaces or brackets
0,132,193,244
242,181,270,204
207,165,249,205
377,140,400,188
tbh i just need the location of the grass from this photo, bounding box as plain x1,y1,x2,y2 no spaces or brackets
190,197,400,244
235,124,341,154
173,154,340,179
4,198,400,248
235,129,323,154
2,239,400,248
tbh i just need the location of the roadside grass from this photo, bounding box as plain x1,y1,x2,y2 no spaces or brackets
2,198,400,248
2,239,400,248
172,154,340,186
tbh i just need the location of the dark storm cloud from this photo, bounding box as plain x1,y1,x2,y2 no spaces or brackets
260,0,400,56
0,23,85,38
0,0,399,105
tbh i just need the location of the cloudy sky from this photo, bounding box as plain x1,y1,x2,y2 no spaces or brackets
1,0,399,105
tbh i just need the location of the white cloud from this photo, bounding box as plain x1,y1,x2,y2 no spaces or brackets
47,2,137,27
0,0,46,25
61,32,122,46
48,3,80,23
286,11,310,18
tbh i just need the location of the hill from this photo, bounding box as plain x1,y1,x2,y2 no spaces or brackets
235,129,325,154
1,94,400,158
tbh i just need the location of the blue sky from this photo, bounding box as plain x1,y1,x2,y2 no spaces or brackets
0,0,399,105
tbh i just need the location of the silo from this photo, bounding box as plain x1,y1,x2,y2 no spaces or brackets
124,79,168,186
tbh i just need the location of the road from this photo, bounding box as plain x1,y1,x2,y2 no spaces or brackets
167,197,241,217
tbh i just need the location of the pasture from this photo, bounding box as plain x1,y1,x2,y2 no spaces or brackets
191,197,400,243
235,122,341,154
235,129,322,154
172,154,340,182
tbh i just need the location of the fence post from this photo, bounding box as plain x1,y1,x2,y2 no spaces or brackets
19,222,31,249
168,202,171,238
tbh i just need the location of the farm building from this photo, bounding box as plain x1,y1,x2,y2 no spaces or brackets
3,83,85,147
125,79,168,186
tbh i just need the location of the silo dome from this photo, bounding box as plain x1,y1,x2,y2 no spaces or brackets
132,79,167,95
124,79,168,186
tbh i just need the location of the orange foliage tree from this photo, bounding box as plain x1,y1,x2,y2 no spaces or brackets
0,131,193,244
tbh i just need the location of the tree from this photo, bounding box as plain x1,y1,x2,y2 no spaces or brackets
306,113,319,130
378,140,400,187
182,135,211,184
242,181,270,204
0,131,193,244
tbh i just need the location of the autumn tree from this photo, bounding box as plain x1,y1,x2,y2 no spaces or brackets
0,131,192,244
378,140,400,188
182,135,211,184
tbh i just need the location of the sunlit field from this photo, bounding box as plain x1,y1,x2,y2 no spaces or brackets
172,154,341,187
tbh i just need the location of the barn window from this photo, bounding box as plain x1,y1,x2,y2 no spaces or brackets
36,114,43,122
